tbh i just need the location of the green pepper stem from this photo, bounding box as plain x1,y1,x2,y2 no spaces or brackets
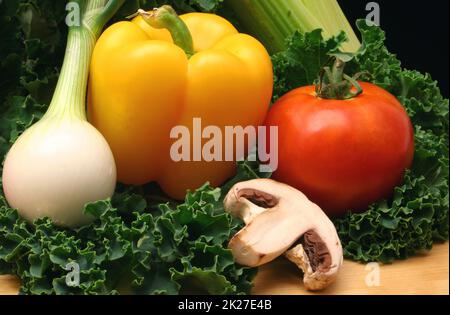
138,6,195,57
315,57,363,100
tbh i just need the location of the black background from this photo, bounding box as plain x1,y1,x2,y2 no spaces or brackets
339,0,449,97
1,295,447,313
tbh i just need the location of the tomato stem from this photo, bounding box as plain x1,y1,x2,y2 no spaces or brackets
315,57,363,100
138,6,194,57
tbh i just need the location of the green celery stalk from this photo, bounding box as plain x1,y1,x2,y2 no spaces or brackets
227,0,361,53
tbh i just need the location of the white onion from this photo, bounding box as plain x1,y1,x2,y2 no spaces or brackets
2,119,116,227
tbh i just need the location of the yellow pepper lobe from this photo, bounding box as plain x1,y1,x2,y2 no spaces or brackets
88,11,273,199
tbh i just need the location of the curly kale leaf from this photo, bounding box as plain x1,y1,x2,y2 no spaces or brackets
273,20,449,263
0,184,255,294
336,21,449,262
0,0,67,159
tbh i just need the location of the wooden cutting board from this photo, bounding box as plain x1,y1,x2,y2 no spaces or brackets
253,242,449,295
0,243,448,295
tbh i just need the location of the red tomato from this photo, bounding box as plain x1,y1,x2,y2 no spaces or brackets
264,82,415,216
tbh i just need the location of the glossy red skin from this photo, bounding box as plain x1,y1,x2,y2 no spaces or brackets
265,82,415,216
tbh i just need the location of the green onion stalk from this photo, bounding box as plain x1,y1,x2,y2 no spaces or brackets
46,0,125,119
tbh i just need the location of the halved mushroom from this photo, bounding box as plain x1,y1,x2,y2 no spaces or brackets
223,179,343,291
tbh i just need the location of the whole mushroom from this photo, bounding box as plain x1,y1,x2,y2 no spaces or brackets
224,179,343,291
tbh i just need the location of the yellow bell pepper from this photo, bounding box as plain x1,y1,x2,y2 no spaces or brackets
88,6,273,199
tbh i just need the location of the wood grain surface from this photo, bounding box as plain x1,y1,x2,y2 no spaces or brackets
0,243,448,295
253,242,449,295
